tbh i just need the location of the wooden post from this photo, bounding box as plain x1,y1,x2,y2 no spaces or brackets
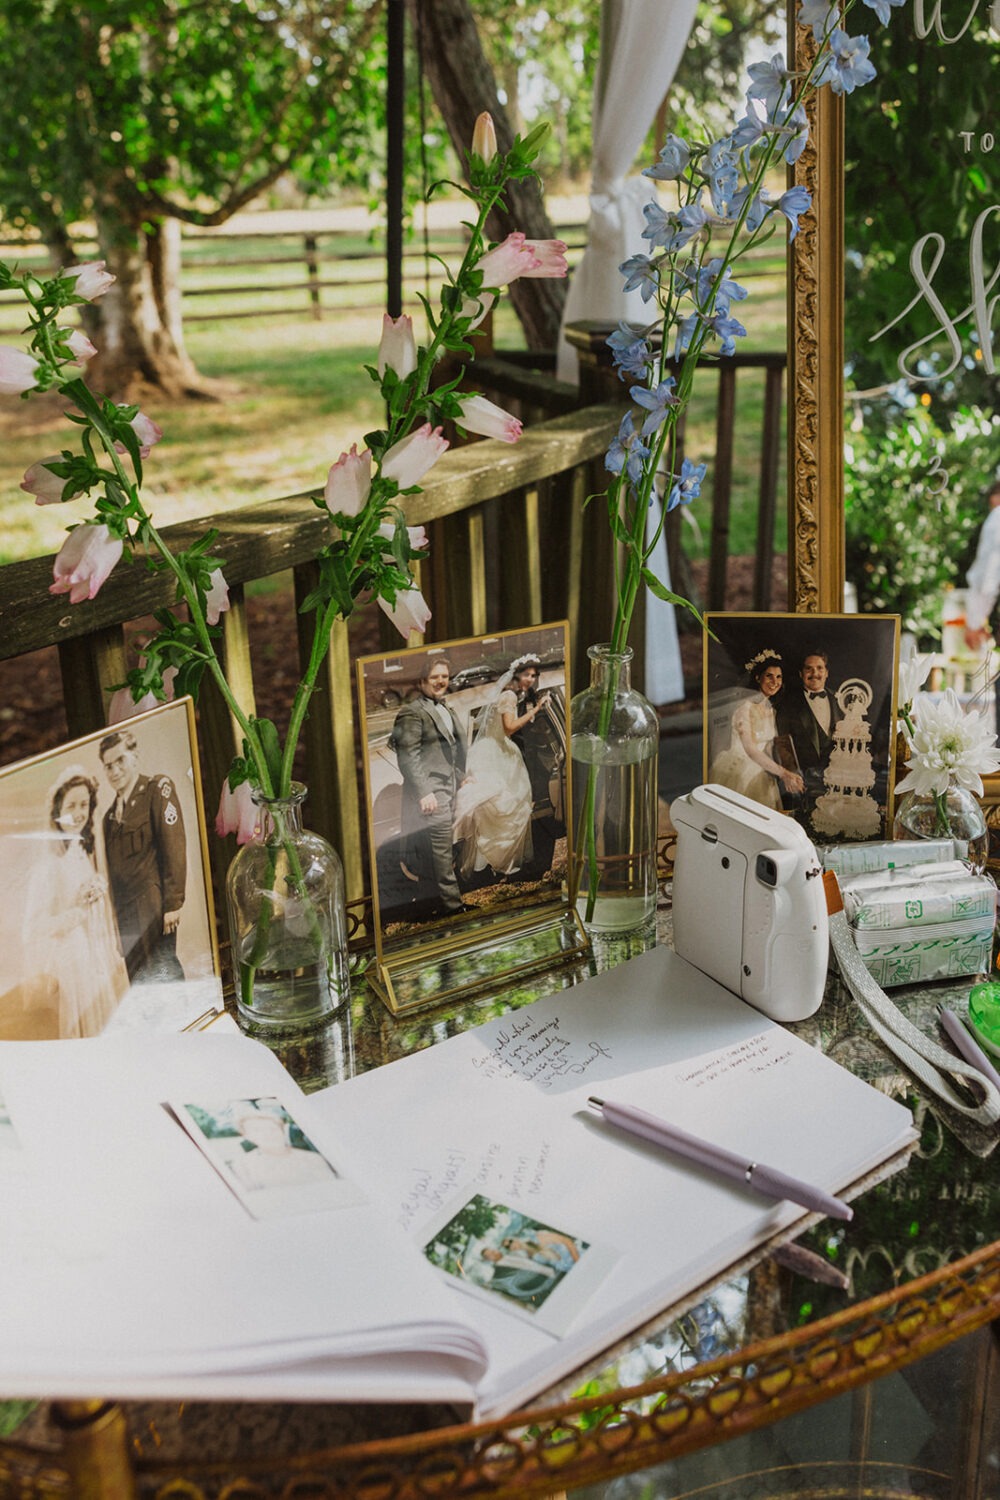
304,233,322,320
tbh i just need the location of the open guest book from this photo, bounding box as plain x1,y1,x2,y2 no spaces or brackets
0,946,916,1417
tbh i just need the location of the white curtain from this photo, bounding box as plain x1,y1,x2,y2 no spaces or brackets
558,0,700,705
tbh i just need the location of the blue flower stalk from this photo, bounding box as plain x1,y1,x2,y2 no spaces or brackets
574,0,901,925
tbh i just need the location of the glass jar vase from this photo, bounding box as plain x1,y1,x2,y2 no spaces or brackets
226,784,350,1031
570,645,659,934
893,780,989,874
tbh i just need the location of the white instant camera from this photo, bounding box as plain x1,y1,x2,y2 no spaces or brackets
670,783,829,1022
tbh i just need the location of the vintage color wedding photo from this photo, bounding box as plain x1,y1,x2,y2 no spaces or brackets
0,698,219,1040
358,623,569,941
703,613,900,844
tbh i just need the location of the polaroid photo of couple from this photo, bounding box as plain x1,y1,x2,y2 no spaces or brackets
0,698,220,1041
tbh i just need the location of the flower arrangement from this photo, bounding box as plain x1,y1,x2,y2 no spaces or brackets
0,114,567,841
597,0,900,656
896,688,1000,803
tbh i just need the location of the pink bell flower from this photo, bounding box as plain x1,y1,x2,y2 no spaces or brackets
457,394,523,444
107,665,177,725
460,292,496,331
205,567,230,626
113,410,163,460
61,261,116,301
215,778,260,845
519,239,569,278
476,232,542,287
378,585,432,639
378,520,429,553
472,112,498,164
382,424,448,488
50,523,123,603
377,314,418,380
324,444,372,517
21,457,84,506
65,330,98,362
0,346,40,395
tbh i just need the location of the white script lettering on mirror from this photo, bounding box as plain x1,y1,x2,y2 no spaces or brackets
870,205,999,378
912,0,999,43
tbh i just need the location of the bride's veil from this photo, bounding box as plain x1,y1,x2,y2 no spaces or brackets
471,653,539,748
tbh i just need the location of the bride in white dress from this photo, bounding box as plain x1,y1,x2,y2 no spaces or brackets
708,650,805,811
31,766,130,1037
453,655,550,877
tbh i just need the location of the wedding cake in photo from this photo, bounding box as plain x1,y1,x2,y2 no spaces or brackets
812,679,882,839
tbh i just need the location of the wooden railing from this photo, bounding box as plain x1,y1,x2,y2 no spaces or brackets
0,402,622,913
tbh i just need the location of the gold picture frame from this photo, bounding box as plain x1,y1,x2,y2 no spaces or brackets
0,697,221,1040
356,622,588,1015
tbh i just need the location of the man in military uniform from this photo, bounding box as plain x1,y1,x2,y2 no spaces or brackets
99,730,187,985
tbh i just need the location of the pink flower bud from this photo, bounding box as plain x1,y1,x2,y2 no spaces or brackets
61,261,115,301
50,523,123,604
21,457,83,506
475,232,541,287
378,520,429,553
382,424,448,489
519,239,569,279
460,292,496,331
377,314,417,380
324,444,372,517
457,394,523,444
378,585,432,640
205,567,230,626
65,330,98,362
0,345,39,395
108,666,177,725
471,112,498,164
215,778,260,845
113,410,163,460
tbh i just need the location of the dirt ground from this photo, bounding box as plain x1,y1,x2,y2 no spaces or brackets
0,553,786,772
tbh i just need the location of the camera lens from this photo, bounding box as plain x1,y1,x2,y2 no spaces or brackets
755,854,777,887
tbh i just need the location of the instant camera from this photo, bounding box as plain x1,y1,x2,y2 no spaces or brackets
670,783,829,1022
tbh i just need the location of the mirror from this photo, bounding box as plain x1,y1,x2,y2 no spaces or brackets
788,4,998,619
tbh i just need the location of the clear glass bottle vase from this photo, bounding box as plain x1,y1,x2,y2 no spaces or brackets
226,784,350,1031
570,645,660,934
893,779,989,874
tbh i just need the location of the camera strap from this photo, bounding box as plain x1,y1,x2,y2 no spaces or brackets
825,875,1000,1128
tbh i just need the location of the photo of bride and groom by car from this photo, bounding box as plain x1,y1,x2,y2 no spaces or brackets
359,625,569,937
0,699,219,1041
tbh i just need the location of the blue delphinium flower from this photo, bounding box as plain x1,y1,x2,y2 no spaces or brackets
640,202,678,250
861,0,905,22
674,313,700,358
694,259,748,317
667,459,708,512
747,53,790,113
776,185,812,239
730,184,770,233
706,140,740,217
619,254,660,302
710,314,747,358
674,201,710,245
798,0,839,41
732,100,766,150
823,29,877,93
778,103,810,164
642,134,691,181
605,411,650,485
630,378,678,438
607,321,652,381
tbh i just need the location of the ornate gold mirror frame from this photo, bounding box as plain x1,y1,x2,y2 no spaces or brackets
787,19,845,617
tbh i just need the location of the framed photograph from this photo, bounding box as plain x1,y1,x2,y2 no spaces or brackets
357,623,588,1014
704,613,900,845
0,697,221,1040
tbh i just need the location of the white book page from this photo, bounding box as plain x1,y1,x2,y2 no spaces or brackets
314,945,916,1416
0,1032,487,1400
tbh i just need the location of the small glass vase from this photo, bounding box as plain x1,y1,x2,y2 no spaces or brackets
226,784,350,1031
893,780,989,874
570,645,659,934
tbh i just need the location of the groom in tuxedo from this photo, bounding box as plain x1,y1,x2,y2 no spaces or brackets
775,649,842,820
390,656,468,917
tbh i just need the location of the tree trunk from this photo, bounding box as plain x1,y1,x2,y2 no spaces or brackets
87,211,221,402
407,0,567,352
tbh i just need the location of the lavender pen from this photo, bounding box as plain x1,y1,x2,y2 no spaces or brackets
587,1097,853,1222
